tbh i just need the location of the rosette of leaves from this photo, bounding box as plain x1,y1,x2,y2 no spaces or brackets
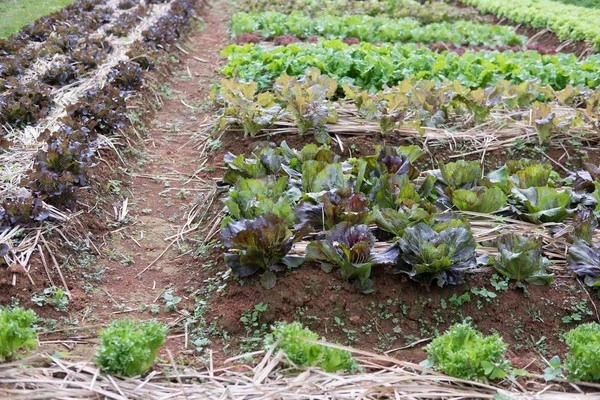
368,205,433,237
509,161,554,188
511,186,572,224
264,321,358,373
41,63,83,87
395,223,476,286
571,208,598,244
344,84,410,135
424,321,511,381
305,222,397,293
370,173,422,209
533,102,574,143
274,68,338,143
95,319,168,377
223,148,284,184
493,234,553,286
225,176,300,226
564,322,600,382
567,241,600,287
301,160,345,193
436,160,482,189
448,186,507,213
108,61,144,91
66,87,127,135
0,307,38,362
212,79,285,136
0,82,53,127
126,41,158,70
294,188,370,231
70,37,112,70
0,197,49,230
222,213,310,289
26,126,95,205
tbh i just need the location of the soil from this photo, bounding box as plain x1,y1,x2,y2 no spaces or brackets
1,0,600,386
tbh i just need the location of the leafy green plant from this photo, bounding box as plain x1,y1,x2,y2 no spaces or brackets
511,186,572,223
564,322,600,382
493,234,553,286
295,189,370,231
0,307,38,362
456,0,600,50
222,213,310,289
450,186,507,213
95,319,168,377
395,223,476,286
544,356,563,381
274,68,338,142
567,241,600,287
31,286,70,311
423,321,511,380
231,11,524,46
305,222,396,293
264,321,358,372
225,176,300,226
212,79,285,136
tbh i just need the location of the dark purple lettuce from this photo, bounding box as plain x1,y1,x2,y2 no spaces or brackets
222,214,311,289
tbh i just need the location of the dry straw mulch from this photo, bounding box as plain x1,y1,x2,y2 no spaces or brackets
1,341,599,399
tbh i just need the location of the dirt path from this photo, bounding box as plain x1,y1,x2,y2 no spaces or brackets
61,0,231,357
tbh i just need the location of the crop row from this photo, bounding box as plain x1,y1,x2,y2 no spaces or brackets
213,70,600,145
236,0,479,24
220,141,600,291
0,0,202,230
0,0,151,130
230,12,525,47
456,0,600,50
220,40,600,92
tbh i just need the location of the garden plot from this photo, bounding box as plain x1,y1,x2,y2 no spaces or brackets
1,0,600,398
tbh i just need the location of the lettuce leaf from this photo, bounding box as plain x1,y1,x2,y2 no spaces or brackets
222,214,311,289
494,234,553,286
305,222,396,293
450,186,507,213
395,223,476,286
511,186,572,223
567,241,600,287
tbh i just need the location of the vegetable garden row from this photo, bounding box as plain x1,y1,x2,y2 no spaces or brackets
208,0,600,385
2,0,600,394
0,0,199,241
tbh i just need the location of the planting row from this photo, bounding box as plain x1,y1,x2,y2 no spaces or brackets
213,70,600,144
230,12,525,47
2,304,600,383
236,0,479,24
219,141,600,292
0,0,150,130
0,0,202,230
220,40,600,92
456,0,600,49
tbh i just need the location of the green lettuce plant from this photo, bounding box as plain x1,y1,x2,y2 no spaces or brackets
395,223,476,286
0,307,38,362
564,322,600,382
95,319,168,377
511,186,572,223
493,234,553,286
264,321,358,372
424,321,511,381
